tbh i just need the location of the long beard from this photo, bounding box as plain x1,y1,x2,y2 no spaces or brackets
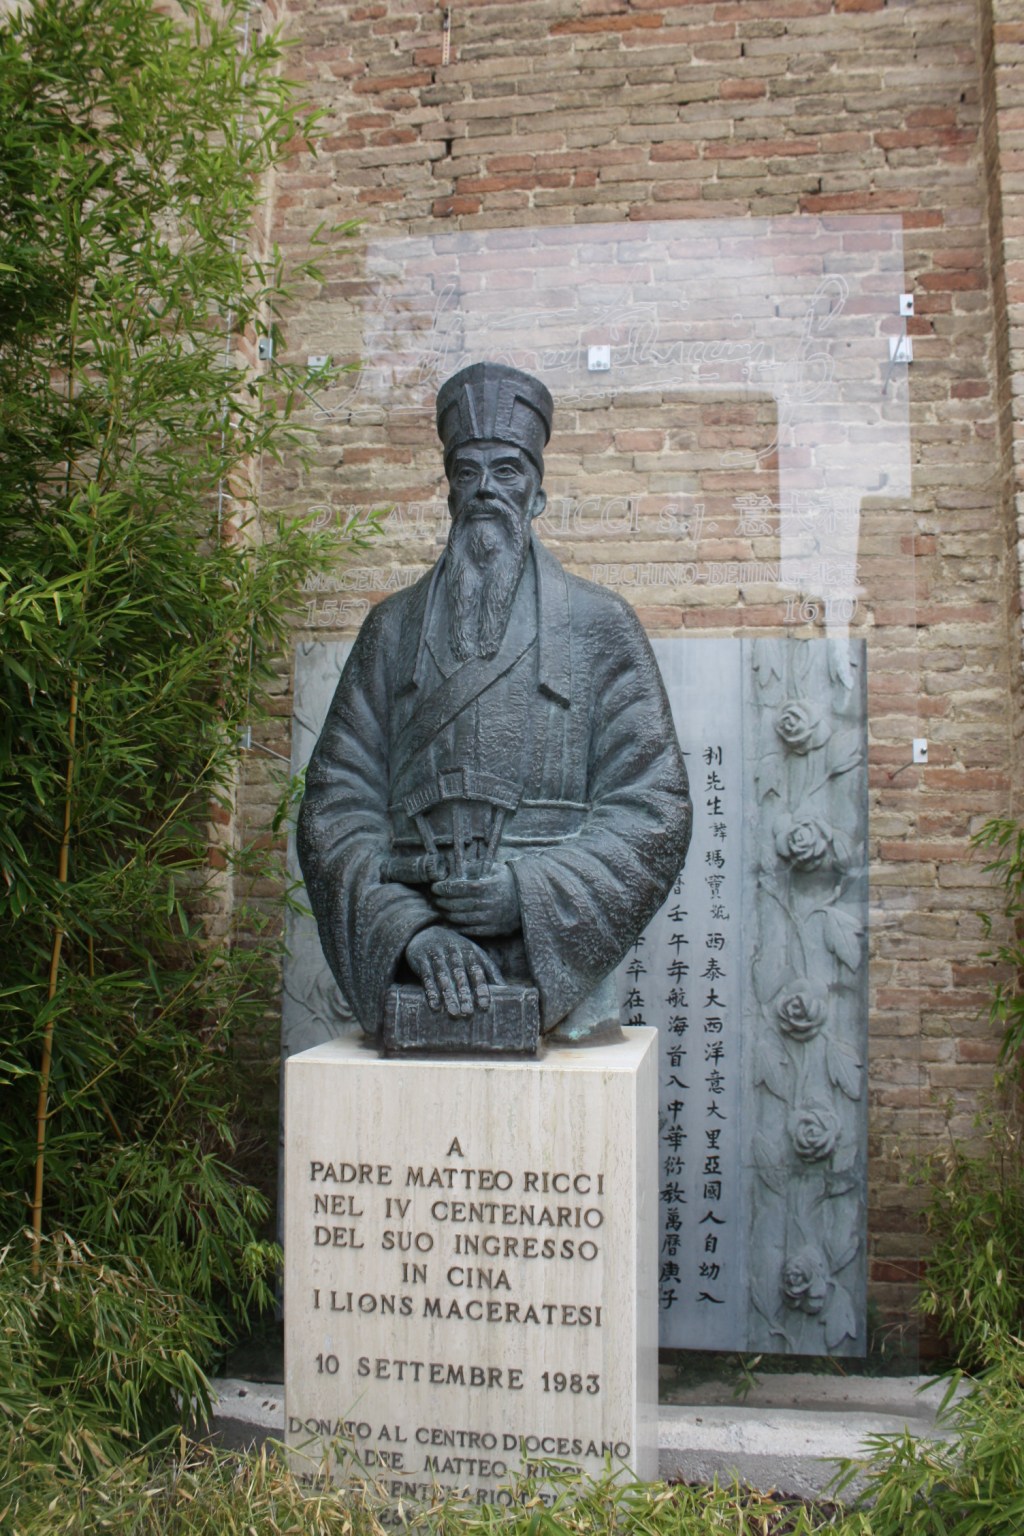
445,504,528,662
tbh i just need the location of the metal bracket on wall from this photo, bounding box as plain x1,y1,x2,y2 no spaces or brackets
888,738,928,778
238,725,290,763
882,293,913,394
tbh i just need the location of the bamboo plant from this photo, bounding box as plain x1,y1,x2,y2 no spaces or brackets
0,0,356,1464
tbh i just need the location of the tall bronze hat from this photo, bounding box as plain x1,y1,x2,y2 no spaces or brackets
436,362,553,475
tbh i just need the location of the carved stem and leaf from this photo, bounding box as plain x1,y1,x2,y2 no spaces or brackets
747,636,868,1355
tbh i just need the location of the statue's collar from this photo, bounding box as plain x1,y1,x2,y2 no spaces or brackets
395,538,571,706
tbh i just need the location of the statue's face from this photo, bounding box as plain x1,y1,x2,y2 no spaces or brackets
446,441,546,533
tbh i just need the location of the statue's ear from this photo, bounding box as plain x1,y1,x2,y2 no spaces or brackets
529,487,547,522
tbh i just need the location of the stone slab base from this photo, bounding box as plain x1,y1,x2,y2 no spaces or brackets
283,1029,658,1501
211,1374,963,1502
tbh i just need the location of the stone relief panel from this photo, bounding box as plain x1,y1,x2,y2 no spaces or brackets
282,642,354,1057
742,639,868,1355
284,635,869,1356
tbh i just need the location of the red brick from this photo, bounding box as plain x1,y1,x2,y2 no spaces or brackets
431,195,481,216
488,155,535,173
878,843,967,863
800,190,921,212
457,175,532,193
650,142,700,161
720,78,767,100
551,12,663,33
716,138,820,159
356,188,402,204
919,270,985,291
951,380,991,399
870,1260,926,1284
634,606,683,628
352,72,433,94
906,107,958,129
956,1040,1001,1064
615,430,666,451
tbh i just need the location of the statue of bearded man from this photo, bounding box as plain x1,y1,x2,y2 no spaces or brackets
297,362,692,1047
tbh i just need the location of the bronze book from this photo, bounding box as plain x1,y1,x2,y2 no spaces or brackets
381,984,540,1055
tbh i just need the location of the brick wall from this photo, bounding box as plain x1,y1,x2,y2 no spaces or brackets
249,0,1023,1350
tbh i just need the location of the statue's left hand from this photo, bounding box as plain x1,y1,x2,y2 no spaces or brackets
405,928,501,1016
431,863,520,937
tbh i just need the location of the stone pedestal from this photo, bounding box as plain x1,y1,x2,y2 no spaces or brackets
284,1029,658,1502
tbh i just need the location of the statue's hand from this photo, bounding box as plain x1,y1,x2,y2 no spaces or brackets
431,863,520,937
405,928,503,1016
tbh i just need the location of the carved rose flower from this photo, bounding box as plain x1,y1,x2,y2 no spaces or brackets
775,980,829,1041
774,700,829,755
789,1104,840,1162
781,1246,831,1315
774,811,835,872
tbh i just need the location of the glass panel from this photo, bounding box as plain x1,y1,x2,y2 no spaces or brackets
286,217,919,1369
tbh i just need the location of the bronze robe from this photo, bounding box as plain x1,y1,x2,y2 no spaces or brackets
297,540,692,1036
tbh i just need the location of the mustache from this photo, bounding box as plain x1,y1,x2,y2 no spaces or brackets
457,493,519,522
449,500,525,558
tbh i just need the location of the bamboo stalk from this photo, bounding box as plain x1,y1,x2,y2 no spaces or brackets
30,674,79,1260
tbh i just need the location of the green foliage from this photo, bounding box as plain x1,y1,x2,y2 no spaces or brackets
919,1112,1024,1371
0,1445,838,1536
835,1341,1024,1536
1,1233,219,1473
0,0,358,1456
972,816,1024,1074
912,818,1024,1370
8,1379,1024,1536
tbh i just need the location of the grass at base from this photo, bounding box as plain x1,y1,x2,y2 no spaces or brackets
0,1439,847,1536
8,1347,1024,1536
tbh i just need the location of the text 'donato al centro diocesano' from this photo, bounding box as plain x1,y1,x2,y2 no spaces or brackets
283,1033,658,1501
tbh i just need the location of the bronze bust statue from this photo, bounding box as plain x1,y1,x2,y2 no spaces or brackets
297,362,692,1053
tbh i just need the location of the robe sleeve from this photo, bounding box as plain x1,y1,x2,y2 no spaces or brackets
509,593,692,1030
296,602,437,1031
